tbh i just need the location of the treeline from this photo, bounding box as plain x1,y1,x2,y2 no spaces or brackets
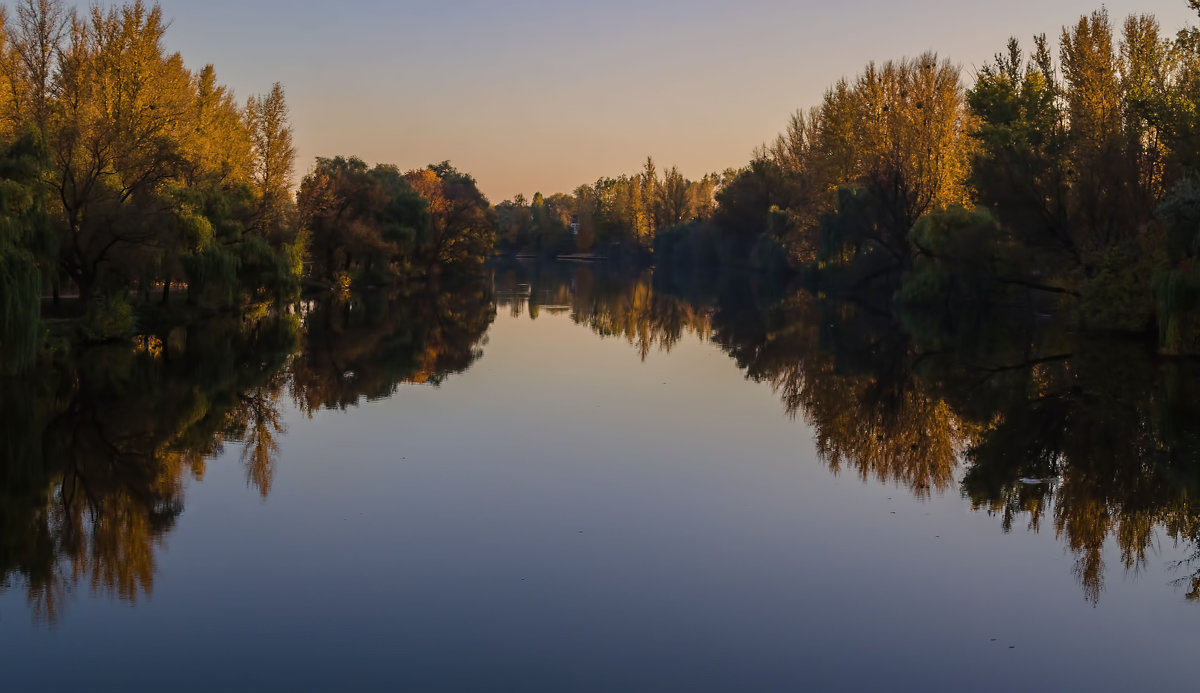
708,3,1200,353
499,3,1200,353
0,0,494,375
494,157,719,261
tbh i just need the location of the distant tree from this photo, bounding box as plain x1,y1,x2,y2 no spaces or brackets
659,165,689,227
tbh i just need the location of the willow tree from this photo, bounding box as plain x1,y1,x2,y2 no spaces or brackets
0,132,49,373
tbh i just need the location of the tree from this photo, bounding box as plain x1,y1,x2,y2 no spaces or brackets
298,155,429,286
184,64,253,186
404,161,494,271
0,130,50,373
750,53,974,278
49,1,194,299
1060,9,1129,251
9,0,69,132
246,82,296,241
968,35,1073,268
659,165,690,227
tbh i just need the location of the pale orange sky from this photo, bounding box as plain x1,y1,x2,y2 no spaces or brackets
150,0,1195,202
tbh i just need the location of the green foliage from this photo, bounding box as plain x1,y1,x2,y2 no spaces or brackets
80,294,136,342
1158,177,1200,263
0,130,52,373
715,158,785,246
1156,266,1200,354
299,156,431,286
182,246,239,309
0,244,41,374
236,234,300,302
967,39,1073,264
1077,239,1162,333
813,186,913,292
176,205,216,251
898,206,1004,305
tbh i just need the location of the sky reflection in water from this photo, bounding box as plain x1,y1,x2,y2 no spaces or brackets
1,263,1198,692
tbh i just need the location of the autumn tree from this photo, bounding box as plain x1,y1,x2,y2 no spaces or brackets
812,53,973,274
404,161,494,271
298,155,429,286
1060,9,1129,251
46,2,193,299
9,0,68,131
246,82,295,240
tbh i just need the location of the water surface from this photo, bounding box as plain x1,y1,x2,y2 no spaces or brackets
1,263,1198,691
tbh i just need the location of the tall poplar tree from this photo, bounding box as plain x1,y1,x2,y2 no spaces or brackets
246,82,296,240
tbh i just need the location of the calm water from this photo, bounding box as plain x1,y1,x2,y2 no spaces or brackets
2,262,1198,691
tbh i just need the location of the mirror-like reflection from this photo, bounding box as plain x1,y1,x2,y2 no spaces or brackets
290,279,494,412
0,314,299,622
3,261,1200,625
496,261,1200,605
493,260,711,359
0,278,494,623
754,297,1200,604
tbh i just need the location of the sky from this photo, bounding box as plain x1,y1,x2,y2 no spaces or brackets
146,0,1197,202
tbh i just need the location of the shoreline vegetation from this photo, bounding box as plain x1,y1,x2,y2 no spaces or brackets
0,0,496,376
3,1,1200,377
494,2,1200,356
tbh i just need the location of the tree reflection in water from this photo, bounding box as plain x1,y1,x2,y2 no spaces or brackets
510,261,1200,605
3,263,1200,620
718,283,1200,604
0,278,494,623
